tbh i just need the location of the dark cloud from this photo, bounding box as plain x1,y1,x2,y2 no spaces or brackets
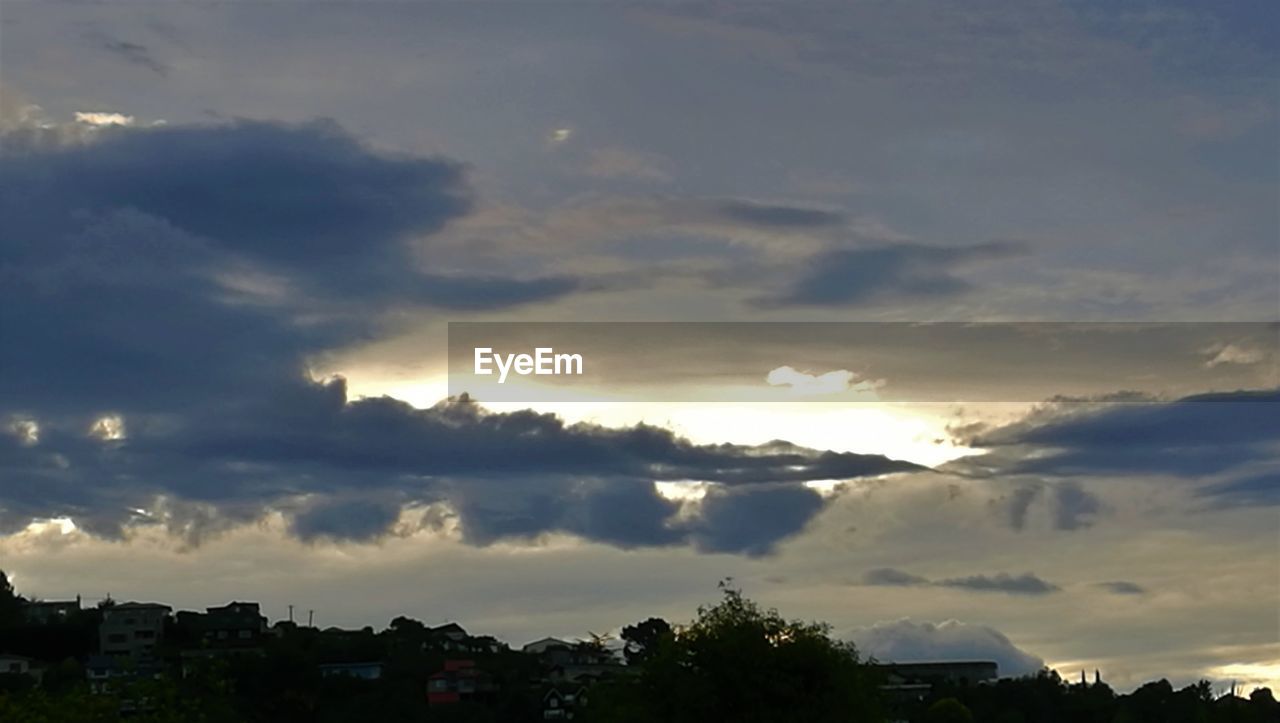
863,567,930,586
1052,481,1101,530
849,619,1045,677
0,116,920,554
1096,581,1146,596
0,382,920,551
960,390,1280,508
759,241,1023,307
1006,484,1041,531
991,480,1101,532
1197,471,1280,507
290,498,404,543
444,476,832,555
861,568,1060,596
936,572,1060,596
688,484,826,556
95,37,169,76
0,119,579,413
3,119,471,290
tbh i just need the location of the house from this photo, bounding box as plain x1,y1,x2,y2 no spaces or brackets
177,601,267,649
878,660,998,685
542,685,590,720
99,602,171,662
85,654,165,695
22,597,81,625
427,659,496,704
526,638,622,683
431,622,467,641
0,654,40,684
877,660,999,721
524,638,615,668
85,655,118,694
0,654,32,676
466,634,507,654
428,622,469,651
523,637,573,656
319,661,384,680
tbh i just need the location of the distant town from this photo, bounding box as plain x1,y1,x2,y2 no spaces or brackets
0,573,1274,722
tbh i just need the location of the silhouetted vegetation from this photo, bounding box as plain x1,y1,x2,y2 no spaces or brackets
0,572,1275,722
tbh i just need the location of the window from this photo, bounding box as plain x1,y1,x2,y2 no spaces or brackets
135,630,155,639
107,633,127,644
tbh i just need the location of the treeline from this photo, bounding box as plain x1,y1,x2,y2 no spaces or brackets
915,673,1278,723
0,575,1276,722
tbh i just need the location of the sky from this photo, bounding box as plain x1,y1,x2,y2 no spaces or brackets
1,0,1278,694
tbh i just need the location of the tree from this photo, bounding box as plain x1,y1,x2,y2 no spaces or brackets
925,698,974,723
1251,687,1276,706
387,616,426,638
0,570,24,629
620,617,671,665
592,581,881,723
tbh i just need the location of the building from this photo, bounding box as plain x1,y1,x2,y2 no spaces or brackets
525,638,622,683
99,602,171,661
22,597,81,625
177,601,267,649
0,654,39,684
431,622,467,641
542,685,590,720
319,661,384,680
879,660,998,685
428,622,470,651
85,653,165,695
427,659,496,704
878,660,999,721
523,637,573,656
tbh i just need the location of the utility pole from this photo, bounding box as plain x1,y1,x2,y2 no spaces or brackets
288,604,294,623
308,609,315,628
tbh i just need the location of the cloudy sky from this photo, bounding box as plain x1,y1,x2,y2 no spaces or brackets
1,0,1277,693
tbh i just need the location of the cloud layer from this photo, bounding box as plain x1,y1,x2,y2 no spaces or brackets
0,117,925,555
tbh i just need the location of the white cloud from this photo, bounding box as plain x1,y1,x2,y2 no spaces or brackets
766,365,885,397
7,417,39,446
88,414,126,441
848,618,1045,678
74,111,135,127
1202,342,1267,368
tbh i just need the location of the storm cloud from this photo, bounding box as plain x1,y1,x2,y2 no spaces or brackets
0,116,922,555
957,390,1280,508
1,382,921,552
0,118,583,412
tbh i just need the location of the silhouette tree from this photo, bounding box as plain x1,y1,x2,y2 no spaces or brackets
925,697,974,723
620,617,672,665
592,580,880,723
0,571,24,629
